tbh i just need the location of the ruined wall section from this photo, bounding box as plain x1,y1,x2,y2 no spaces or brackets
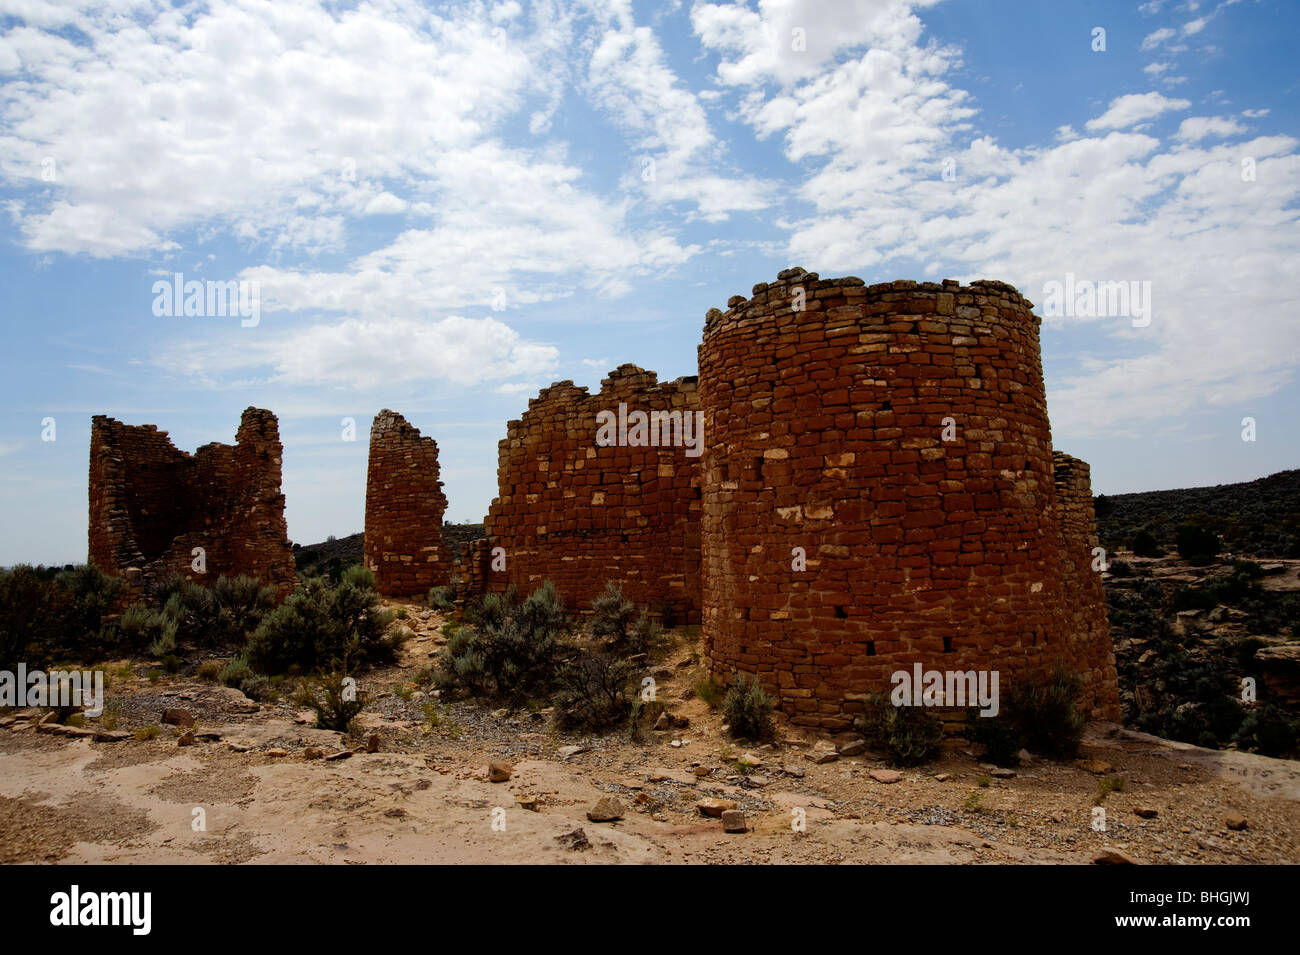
88,407,296,599
1052,451,1122,720
363,410,451,597
480,365,702,621
698,269,1091,730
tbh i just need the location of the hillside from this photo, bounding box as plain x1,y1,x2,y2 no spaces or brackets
1096,468,1300,559
294,524,486,577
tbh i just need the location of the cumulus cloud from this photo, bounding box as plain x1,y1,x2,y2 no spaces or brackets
1085,92,1191,131
1175,115,1247,140
156,313,560,391
700,1,1300,435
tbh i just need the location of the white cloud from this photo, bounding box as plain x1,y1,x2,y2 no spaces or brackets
156,313,560,391
692,0,943,87
1141,26,1177,49
1085,92,1191,131
1175,115,1246,140
583,1,773,219
0,1,546,257
708,2,1300,435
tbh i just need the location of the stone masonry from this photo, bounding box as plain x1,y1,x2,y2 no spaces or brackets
467,365,702,622
364,410,451,597
367,267,1120,729
88,407,296,599
697,268,1121,728
1052,451,1122,718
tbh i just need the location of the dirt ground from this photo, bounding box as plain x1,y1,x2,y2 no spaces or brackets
1,602,1296,865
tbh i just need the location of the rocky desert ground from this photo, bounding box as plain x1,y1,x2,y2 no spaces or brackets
1,602,1295,866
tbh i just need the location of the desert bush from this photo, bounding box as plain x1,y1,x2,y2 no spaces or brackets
721,674,775,741
1176,524,1221,562
591,582,636,641
1131,529,1162,558
1007,668,1085,759
1107,559,1134,578
297,668,366,732
589,583,667,656
694,676,724,708
438,581,568,702
555,653,638,731
244,567,397,674
859,693,944,766
196,660,222,681
429,583,456,611
965,711,1021,766
0,563,122,668
1233,704,1299,758
1232,559,1266,579
118,603,176,657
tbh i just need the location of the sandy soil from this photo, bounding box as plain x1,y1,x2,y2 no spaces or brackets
1,603,1296,865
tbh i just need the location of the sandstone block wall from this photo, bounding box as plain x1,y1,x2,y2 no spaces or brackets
364,410,451,597
88,407,296,599
1053,451,1122,720
698,268,1115,729
473,364,702,621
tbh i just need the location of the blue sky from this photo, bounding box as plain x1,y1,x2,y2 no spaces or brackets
1,0,1297,566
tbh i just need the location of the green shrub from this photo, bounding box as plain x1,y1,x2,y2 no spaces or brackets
1233,704,1298,758
0,563,122,668
1176,524,1220,562
438,581,568,703
1007,668,1085,759
591,582,636,642
196,660,222,681
297,669,366,732
429,584,456,611
1132,530,1162,558
965,711,1021,766
694,676,724,708
555,653,639,731
1232,559,1266,579
219,655,254,688
859,693,944,766
244,568,397,674
1108,559,1134,578
590,583,667,656
721,674,776,741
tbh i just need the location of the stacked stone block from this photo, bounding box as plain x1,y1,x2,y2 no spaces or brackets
1053,451,1122,720
88,407,296,599
698,268,1114,729
364,410,451,597
476,364,702,621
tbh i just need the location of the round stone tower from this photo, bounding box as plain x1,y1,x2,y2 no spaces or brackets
698,268,1077,730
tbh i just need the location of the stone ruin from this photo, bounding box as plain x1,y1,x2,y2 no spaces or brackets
463,365,703,622
448,269,1120,728
88,267,1121,730
363,410,452,597
88,407,296,599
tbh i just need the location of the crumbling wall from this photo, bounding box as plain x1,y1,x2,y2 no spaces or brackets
474,364,702,621
364,410,451,597
698,268,1115,729
1053,451,1122,720
88,407,296,599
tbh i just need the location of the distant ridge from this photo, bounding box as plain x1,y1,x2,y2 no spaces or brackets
295,524,486,575
1096,469,1300,559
